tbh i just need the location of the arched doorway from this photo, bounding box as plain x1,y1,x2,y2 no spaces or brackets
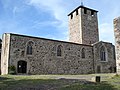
17,61,27,73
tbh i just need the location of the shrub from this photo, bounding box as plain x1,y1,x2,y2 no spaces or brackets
115,74,119,77
8,65,16,75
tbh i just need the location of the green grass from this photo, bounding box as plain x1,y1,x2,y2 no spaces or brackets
0,74,120,90
61,83,117,90
61,74,120,90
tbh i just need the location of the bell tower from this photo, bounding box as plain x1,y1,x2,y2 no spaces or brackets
68,5,99,45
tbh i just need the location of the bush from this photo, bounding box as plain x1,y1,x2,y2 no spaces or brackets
8,66,16,75
115,74,119,77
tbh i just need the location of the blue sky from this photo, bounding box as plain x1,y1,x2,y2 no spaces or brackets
0,0,120,44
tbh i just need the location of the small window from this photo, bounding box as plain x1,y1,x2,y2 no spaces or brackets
91,11,94,16
81,48,85,58
84,8,87,14
71,14,73,19
57,45,62,56
76,10,78,15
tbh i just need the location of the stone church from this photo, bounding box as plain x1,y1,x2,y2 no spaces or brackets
0,5,116,75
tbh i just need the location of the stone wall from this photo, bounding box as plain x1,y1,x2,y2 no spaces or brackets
1,34,11,75
8,33,94,75
81,8,99,45
93,41,116,73
114,17,120,73
1,33,116,75
69,8,82,44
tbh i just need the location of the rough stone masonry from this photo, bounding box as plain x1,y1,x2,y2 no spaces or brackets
114,17,120,74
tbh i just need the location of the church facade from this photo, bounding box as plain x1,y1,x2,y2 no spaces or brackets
1,6,116,75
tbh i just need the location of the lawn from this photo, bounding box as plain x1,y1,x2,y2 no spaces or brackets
0,74,120,90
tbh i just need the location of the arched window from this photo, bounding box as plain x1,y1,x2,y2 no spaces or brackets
27,46,32,55
57,45,62,56
27,41,34,55
81,48,85,58
100,46,106,61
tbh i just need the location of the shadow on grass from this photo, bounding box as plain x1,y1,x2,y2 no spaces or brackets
0,76,118,90
61,81,118,90
0,76,11,80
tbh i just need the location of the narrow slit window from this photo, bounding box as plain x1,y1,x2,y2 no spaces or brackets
81,48,85,58
91,11,94,16
57,45,62,56
71,14,73,19
84,8,87,14
76,10,78,15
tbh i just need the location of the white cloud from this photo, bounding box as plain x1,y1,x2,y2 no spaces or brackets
26,0,68,28
32,20,62,28
25,0,69,40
